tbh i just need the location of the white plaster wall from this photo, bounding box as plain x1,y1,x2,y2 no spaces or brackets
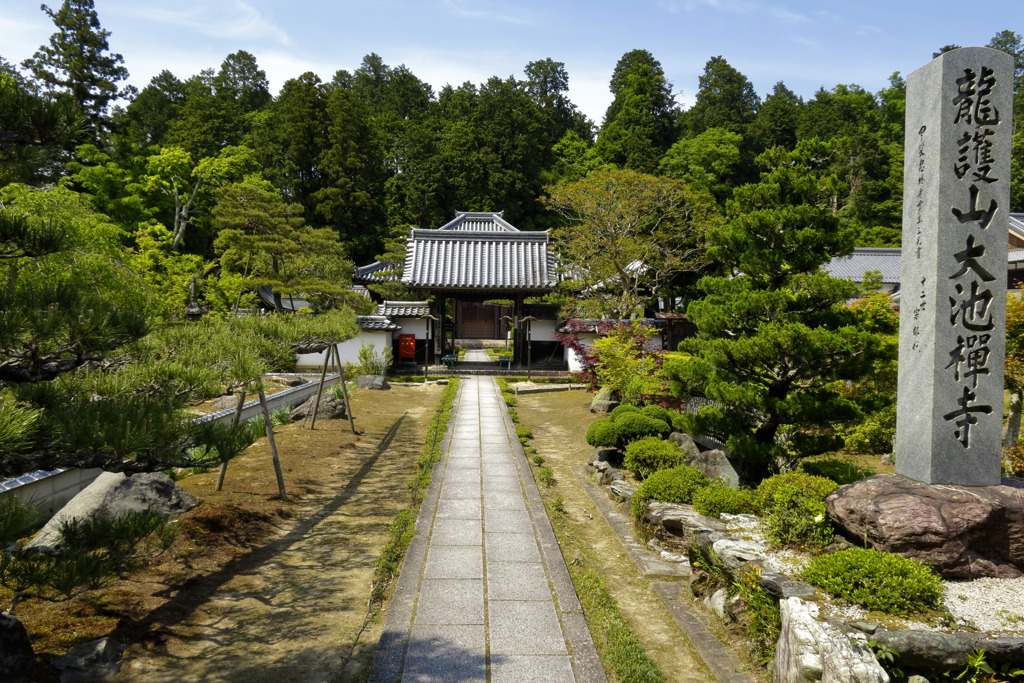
295,329,392,369
392,317,428,337
565,331,598,373
530,320,558,342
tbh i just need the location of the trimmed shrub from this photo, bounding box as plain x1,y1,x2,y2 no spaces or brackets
640,404,671,423
753,472,837,513
586,419,620,448
610,404,640,419
670,412,688,433
755,473,838,552
802,547,943,616
614,412,671,445
799,458,874,486
630,465,710,517
692,484,755,517
623,436,686,478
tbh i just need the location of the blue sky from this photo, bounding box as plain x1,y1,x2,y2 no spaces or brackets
2,0,1019,124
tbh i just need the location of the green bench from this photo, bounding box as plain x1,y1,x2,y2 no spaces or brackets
497,355,512,370
442,354,459,368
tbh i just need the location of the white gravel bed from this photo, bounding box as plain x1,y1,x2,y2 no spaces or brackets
719,514,1024,636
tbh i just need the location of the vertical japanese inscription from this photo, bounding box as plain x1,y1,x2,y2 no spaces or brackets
943,63,1003,449
895,47,1011,486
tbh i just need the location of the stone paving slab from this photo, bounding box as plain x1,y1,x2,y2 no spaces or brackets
369,376,607,682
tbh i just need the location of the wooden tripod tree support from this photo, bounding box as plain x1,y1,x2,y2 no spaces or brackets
308,347,332,431
258,386,288,500
331,345,358,435
215,390,247,492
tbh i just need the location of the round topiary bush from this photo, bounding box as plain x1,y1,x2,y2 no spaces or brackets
614,412,671,446
802,547,943,616
585,418,620,448
640,404,672,423
755,472,839,551
692,484,755,517
630,465,711,517
623,436,686,478
609,404,640,419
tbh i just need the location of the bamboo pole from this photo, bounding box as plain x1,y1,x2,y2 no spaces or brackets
215,390,247,492
308,346,331,430
258,387,288,500
332,345,357,434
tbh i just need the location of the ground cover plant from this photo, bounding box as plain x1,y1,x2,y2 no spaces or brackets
802,547,943,616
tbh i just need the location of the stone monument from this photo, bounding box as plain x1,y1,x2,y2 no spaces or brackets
895,47,1014,486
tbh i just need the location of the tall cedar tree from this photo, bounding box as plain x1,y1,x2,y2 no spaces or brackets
594,50,676,173
23,0,131,140
683,56,760,138
666,141,880,483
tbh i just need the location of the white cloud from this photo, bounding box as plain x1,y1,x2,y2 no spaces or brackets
769,6,811,24
120,0,290,46
440,0,533,25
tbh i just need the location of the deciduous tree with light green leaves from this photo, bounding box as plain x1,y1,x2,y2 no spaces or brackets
665,141,882,483
547,169,720,318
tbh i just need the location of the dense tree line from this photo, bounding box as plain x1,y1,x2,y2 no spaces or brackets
3,4,1021,287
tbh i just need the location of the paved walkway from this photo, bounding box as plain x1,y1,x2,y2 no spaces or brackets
370,376,606,682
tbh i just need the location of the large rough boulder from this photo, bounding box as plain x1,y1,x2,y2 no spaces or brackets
667,432,702,460
826,474,1024,579
52,637,124,683
29,473,198,551
690,449,741,488
773,598,889,683
290,394,347,421
0,612,34,680
589,387,620,413
356,375,390,390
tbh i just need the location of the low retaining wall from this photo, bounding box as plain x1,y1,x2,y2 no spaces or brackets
0,373,339,515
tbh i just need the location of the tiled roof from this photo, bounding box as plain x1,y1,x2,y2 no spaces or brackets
356,315,401,331
824,248,902,284
556,319,668,333
436,211,519,233
402,229,556,291
1011,213,1024,235
354,260,400,283
377,301,432,317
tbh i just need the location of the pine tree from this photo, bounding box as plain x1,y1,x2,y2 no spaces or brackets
666,141,880,483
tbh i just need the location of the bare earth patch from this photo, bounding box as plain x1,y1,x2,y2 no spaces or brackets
7,383,443,683
514,388,714,682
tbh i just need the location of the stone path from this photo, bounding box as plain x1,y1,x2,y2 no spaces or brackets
370,376,606,682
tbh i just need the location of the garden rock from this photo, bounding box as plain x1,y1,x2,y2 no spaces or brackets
710,538,766,576
607,480,636,501
599,468,626,487
773,597,888,683
868,629,1024,671
0,612,34,680
689,449,740,488
208,393,242,412
826,474,1024,579
52,637,124,683
758,572,816,600
668,432,701,461
290,394,347,421
356,375,390,390
589,387,619,413
29,473,198,551
643,502,725,537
